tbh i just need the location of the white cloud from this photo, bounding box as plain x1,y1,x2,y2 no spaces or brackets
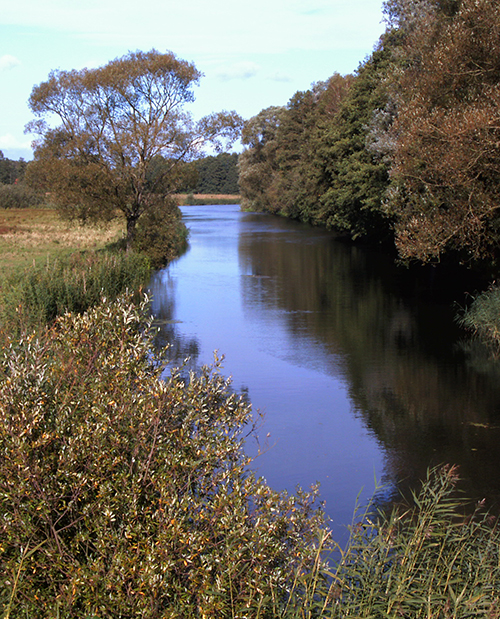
215,62,260,81
0,133,31,150
0,55,21,72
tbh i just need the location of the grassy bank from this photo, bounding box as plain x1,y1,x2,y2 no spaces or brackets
176,193,241,205
0,207,126,275
0,207,150,338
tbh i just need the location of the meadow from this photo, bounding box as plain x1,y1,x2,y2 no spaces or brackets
0,207,125,274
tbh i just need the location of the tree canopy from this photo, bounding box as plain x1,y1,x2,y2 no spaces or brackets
25,50,243,249
237,0,500,271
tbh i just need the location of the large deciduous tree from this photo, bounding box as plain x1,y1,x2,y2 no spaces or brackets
25,50,242,249
387,0,500,263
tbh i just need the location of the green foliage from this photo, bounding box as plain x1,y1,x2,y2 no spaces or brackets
0,295,330,618
459,285,500,354
0,182,46,209
132,197,189,269
238,106,285,213
181,153,239,194
312,40,398,241
238,64,394,241
181,194,240,205
0,151,27,185
0,251,151,336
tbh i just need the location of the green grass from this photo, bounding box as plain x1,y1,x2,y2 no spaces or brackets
0,207,126,276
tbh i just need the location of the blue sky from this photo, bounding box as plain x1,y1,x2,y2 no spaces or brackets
1,0,386,160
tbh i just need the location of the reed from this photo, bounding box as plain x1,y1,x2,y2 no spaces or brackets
280,465,500,618
0,250,151,337
459,284,500,355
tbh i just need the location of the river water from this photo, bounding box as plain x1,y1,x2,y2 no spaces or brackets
149,204,500,539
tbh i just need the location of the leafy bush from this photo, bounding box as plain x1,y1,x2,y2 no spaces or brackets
0,296,330,618
0,183,46,209
133,198,189,269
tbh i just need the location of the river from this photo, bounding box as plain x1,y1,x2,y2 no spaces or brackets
149,204,500,539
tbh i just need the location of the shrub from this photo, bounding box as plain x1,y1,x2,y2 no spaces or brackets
458,285,500,354
0,183,46,209
0,295,330,618
133,198,189,269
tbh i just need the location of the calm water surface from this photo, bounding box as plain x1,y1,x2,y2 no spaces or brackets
149,204,500,538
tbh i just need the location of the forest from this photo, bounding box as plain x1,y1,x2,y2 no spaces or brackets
238,0,500,274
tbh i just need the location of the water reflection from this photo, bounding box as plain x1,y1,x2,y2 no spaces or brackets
150,205,500,532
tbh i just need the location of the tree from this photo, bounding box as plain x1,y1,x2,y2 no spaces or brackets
25,50,243,250
238,106,285,212
386,0,500,264
310,38,399,242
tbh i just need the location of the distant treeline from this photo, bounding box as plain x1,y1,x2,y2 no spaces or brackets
0,150,27,184
238,0,500,274
182,152,239,195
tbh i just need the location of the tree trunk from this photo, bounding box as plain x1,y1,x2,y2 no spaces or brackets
126,215,138,252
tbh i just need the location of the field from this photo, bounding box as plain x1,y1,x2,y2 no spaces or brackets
176,193,240,205
0,208,125,274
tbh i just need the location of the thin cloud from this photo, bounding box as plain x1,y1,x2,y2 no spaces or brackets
216,62,260,81
268,72,292,83
0,55,21,72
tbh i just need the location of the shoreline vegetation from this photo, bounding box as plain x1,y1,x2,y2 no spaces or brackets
176,192,241,205
1,212,500,615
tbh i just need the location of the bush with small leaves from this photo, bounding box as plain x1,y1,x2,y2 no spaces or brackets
0,295,330,618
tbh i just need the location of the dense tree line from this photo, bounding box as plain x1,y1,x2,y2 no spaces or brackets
239,0,500,272
0,151,26,184
187,152,239,194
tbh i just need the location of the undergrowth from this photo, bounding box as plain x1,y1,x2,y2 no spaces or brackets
459,284,500,356
0,294,499,617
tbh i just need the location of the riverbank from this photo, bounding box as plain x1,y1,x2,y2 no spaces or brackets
0,207,150,338
1,205,500,615
176,192,240,205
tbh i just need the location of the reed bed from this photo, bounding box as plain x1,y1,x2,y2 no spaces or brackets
0,251,151,338
280,465,500,618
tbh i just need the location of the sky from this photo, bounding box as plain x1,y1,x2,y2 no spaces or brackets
1,0,386,160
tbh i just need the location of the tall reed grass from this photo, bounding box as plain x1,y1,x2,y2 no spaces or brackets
281,465,500,618
0,250,151,337
459,284,500,355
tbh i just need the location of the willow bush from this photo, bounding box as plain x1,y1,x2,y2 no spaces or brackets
0,295,329,618
1,295,500,617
